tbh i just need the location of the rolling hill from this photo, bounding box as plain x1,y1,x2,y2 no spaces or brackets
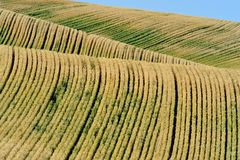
0,9,197,66
1,0,240,68
0,0,240,160
0,45,240,159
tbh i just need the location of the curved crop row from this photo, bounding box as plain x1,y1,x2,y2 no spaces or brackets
1,0,240,68
0,45,239,159
0,9,198,66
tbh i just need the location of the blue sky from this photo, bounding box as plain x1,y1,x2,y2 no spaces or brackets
75,0,240,22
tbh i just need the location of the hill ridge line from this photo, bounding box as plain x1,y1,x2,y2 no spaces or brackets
0,8,201,66
2,0,239,68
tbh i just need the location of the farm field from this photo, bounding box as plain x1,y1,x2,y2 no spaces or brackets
0,45,240,159
1,0,240,68
0,0,239,160
0,9,197,66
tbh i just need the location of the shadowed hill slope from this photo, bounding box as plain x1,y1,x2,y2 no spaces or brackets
0,45,240,159
1,0,240,68
0,9,197,66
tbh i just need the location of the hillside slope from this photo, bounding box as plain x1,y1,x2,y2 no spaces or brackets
0,45,240,159
1,0,240,68
0,1,240,160
0,9,197,66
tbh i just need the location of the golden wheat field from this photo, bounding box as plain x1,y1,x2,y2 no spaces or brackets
0,0,239,160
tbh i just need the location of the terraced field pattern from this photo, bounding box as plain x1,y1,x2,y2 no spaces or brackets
0,0,239,159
